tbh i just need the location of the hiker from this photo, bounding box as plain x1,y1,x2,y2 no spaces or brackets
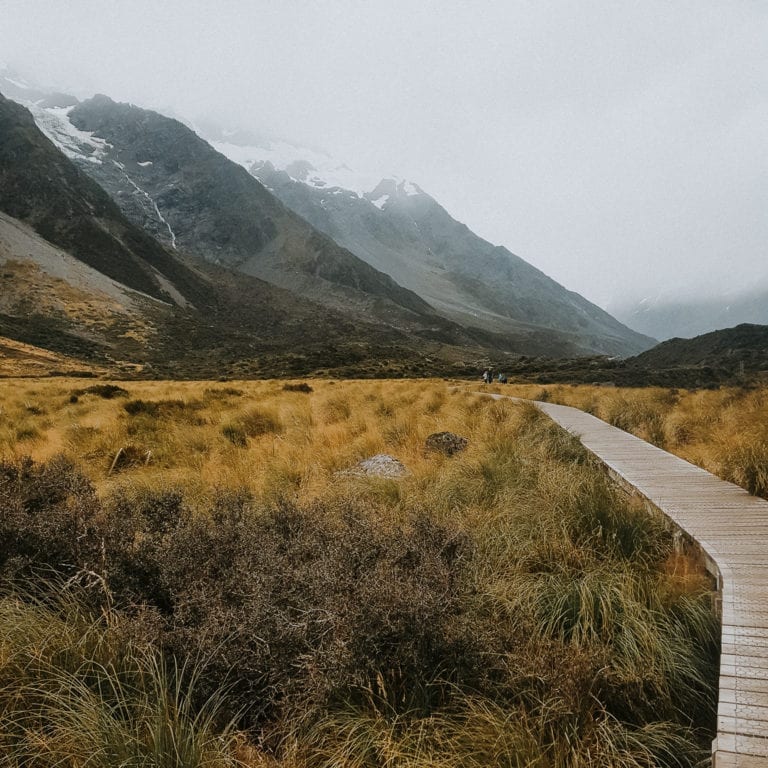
482,369,490,384
498,372,507,384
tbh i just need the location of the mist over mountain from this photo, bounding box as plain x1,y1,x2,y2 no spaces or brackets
193,115,654,355
610,285,768,341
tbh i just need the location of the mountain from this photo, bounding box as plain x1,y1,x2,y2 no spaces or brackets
3,65,654,361
0,91,208,306
629,323,768,375
0,90,507,378
47,94,442,327
475,323,768,388
205,130,655,357
610,287,768,341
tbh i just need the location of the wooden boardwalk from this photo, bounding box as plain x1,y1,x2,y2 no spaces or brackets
504,397,768,767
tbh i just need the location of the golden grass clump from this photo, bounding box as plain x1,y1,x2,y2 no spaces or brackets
0,588,241,766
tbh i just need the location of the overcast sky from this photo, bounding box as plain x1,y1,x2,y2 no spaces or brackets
2,0,766,309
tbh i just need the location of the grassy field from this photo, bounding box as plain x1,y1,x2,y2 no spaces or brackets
0,378,720,766
494,382,768,499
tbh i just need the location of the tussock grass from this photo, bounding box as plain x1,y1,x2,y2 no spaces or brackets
0,588,241,766
502,381,768,500
0,377,720,766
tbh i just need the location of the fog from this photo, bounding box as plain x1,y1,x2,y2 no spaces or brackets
2,0,766,309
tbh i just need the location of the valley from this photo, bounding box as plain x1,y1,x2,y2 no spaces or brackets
0,33,763,766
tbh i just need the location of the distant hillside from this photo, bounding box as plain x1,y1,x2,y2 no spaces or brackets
630,323,768,374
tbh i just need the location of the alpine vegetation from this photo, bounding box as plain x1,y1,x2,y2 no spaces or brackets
0,379,719,767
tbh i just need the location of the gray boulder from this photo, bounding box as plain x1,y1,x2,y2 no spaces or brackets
340,454,409,478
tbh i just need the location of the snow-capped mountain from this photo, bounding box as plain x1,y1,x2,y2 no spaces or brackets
2,65,653,356
207,133,383,198
201,122,653,355
199,121,428,207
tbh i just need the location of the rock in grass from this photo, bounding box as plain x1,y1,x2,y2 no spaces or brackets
340,454,409,478
425,431,468,456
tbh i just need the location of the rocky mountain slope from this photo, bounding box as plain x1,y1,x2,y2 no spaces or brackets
0,91,512,378
207,131,654,356
59,94,442,329
0,92,208,307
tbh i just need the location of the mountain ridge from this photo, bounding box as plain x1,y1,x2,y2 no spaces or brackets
1,67,656,365
0,90,504,378
248,159,654,356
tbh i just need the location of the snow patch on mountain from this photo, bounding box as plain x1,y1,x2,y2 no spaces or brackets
371,194,390,209
209,135,384,196
3,74,30,90
27,103,111,165
204,129,427,203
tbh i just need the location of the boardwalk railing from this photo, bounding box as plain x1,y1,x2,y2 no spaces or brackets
493,395,768,768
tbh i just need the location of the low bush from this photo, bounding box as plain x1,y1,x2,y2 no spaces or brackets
240,406,283,436
124,398,207,425
0,589,240,766
73,383,130,399
221,422,248,446
108,444,151,473
283,382,313,393
717,438,768,498
0,456,103,585
203,387,244,399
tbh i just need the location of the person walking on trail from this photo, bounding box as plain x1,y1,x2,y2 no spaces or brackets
482,369,490,384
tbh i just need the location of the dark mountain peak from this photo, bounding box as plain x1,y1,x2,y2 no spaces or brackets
627,322,768,383
0,93,208,306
